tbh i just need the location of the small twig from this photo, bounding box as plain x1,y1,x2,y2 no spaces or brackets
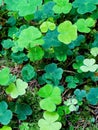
64,69,76,74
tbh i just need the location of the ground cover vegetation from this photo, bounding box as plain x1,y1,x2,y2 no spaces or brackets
0,0,98,129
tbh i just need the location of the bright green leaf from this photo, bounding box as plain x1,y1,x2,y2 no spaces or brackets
0,126,12,130
90,47,98,57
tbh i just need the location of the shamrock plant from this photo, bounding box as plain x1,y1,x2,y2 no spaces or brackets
53,0,72,14
0,101,12,125
72,0,98,14
6,79,28,98
17,26,44,49
80,58,98,72
86,88,98,105
64,98,79,113
65,76,79,88
75,18,95,33
57,21,77,44
90,47,98,57
38,84,62,112
5,0,42,16
42,63,63,85
38,111,62,130
74,89,86,101
21,64,36,82
40,21,56,33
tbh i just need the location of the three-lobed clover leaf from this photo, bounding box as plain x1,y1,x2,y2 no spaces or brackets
74,89,86,101
0,126,12,130
6,79,28,98
19,122,29,130
64,98,79,113
57,21,77,44
75,18,95,33
5,0,42,16
72,0,98,14
38,84,62,112
43,29,62,49
0,67,10,86
27,46,44,62
40,21,56,33
65,76,79,88
38,111,62,130
21,64,36,82
90,47,98,57
64,98,79,112
80,58,98,72
1,39,14,49
0,101,12,125
42,63,63,85
15,103,32,120
17,26,44,49
86,88,98,105
53,0,72,14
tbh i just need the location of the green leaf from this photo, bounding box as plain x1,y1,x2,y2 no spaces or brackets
0,67,10,86
0,101,12,125
42,63,63,85
21,64,36,82
27,46,44,62
65,76,79,88
72,0,98,14
53,0,72,14
18,26,44,49
43,29,61,49
86,88,98,105
19,122,29,130
75,18,95,33
0,126,12,130
90,47,98,57
74,89,86,101
15,103,32,120
38,84,62,112
40,21,56,33
80,58,98,72
5,0,42,16
38,111,62,130
1,39,14,49
58,21,77,44
6,79,28,98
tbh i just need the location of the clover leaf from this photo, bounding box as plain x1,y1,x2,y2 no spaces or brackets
65,76,79,88
0,101,12,125
19,122,29,130
86,88,98,105
38,84,62,112
5,0,42,16
18,26,44,49
53,0,72,14
0,67,10,86
64,98,79,112
6,79,28,98
57,21,77,44
0,126,12,130
43,29,61,49
42,63,63,85
14,103,32,120
11,52,28,64
34,1,55,21
73,55,84,73
75,18,95,33
1,39,14,49
21,64,36,82
40,21,56,33
90,47,98,57
74,89,86,101
80,58,98,72
72,0,98,14
27,46,44,62
38,111,62,130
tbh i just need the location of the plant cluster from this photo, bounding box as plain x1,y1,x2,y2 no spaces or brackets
0,0,98,129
